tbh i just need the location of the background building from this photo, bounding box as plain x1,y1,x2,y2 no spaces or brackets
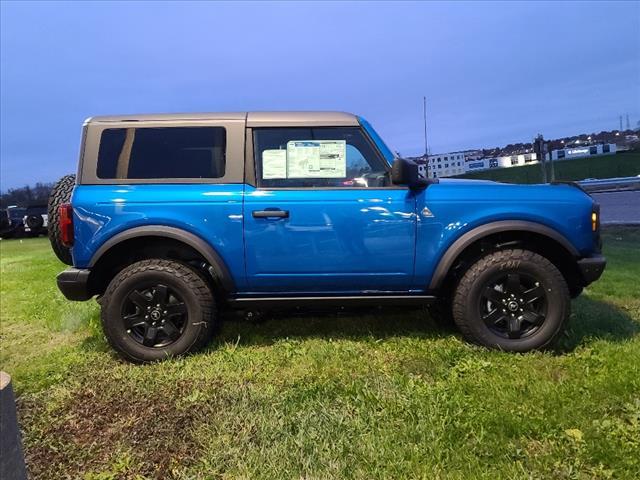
546,143,616,161
411,137,622,179
425,151,468,178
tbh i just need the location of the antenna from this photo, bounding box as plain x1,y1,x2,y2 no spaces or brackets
423,96,428,157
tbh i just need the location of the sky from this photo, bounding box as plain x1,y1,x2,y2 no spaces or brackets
1,1,639,190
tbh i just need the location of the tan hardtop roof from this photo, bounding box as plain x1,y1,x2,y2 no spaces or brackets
86,111,359,127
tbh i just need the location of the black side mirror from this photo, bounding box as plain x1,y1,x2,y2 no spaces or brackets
391,158,436,190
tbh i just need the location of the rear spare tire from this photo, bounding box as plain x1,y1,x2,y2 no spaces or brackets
26,214,44,230
47,174,76,264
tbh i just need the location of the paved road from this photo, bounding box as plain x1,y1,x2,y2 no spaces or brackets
592,190,640,225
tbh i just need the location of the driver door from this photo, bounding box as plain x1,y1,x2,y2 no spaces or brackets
243,126,417,293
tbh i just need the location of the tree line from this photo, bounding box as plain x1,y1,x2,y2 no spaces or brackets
0,183,54,209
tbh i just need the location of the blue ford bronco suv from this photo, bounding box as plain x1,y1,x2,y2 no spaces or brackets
50,112,606,362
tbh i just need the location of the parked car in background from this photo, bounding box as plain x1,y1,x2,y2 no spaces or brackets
49,112,606,363
0,206,26,239
22,204,48,237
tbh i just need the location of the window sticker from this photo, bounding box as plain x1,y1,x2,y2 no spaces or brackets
262,149,287,179
286,140,346,178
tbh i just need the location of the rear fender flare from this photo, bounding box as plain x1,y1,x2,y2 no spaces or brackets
88,225,235,292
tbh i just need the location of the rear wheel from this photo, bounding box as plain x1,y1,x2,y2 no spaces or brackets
47,174,76,264
101,259,217,363
452,249,569,352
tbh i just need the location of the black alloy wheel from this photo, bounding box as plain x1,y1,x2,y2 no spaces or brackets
101,259,217,363
479,272,547,339
122,284,188,348
452,249,570,352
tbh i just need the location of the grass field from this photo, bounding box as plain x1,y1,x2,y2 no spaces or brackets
456,151,640,184
1,232,639,479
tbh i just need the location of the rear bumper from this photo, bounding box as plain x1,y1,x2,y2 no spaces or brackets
57,268,92,301
577,254,606,285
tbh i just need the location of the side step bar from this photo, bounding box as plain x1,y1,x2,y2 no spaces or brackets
227,295,437,309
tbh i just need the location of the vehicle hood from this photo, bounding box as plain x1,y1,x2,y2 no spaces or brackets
436,178,497,186
424,178,593,207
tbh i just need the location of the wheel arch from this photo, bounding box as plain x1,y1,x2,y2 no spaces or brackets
429,220,580,292
88,226,235,295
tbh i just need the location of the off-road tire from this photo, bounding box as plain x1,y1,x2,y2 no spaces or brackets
47,174,76,264
101,259,217,363
26,214,43,230
452,249,570,352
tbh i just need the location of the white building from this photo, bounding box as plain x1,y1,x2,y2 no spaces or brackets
546,143,616,161
415,143,617,179
421,151,470,178
469,153,539,172
422,151,539,178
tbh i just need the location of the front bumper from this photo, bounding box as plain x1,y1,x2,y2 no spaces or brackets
577,254,606,285
57,268,92,301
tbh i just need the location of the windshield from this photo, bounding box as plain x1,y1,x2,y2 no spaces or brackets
8,208,26,220
358,117,396,165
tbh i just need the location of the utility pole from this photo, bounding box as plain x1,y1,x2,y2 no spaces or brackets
547,142,554,182
627,113,631,130
620,115,623,131
423,96,428,158
534,134,548,183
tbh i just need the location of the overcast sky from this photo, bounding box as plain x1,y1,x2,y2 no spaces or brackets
1,1,639,190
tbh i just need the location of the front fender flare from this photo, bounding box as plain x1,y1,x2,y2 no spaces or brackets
428,220,579,290
88,225,235,292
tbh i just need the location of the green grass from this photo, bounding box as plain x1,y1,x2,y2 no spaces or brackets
1,232,639,479
456,151,640,184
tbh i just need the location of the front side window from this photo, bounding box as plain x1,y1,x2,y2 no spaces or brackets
97,127,226,179
254,127,388,188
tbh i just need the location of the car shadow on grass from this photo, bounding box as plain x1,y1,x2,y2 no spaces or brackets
213,306,449,348
80,297,638,357
554,296,639,353
214,296,638,353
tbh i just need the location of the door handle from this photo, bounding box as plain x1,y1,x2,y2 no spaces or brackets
252,209,289,219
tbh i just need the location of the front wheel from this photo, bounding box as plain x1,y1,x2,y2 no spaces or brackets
101,259,217,363
452,249,569,352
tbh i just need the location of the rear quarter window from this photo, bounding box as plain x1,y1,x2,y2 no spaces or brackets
96,127,226,179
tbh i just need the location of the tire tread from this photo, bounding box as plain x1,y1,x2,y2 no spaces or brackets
47,174,76,265
452,248,570,350
100,259,216,362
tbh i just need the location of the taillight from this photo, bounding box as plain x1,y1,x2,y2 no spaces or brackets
59,203,74,247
